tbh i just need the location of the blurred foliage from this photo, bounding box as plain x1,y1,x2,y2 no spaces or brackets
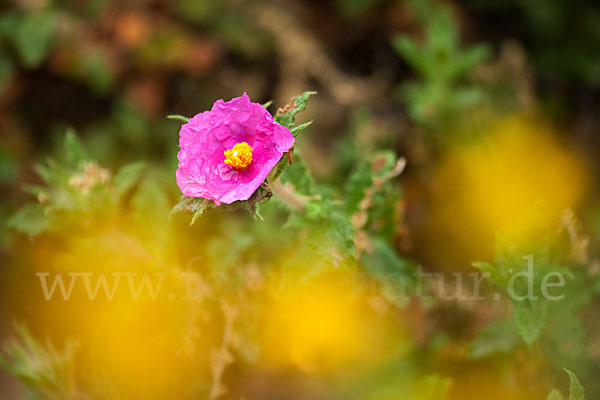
464,0,600,86
546,369,586,400
8,130,146,236
392,0,490,129
335,0,386,16
0,325,79,400
1,0,600,399
0,8,56,69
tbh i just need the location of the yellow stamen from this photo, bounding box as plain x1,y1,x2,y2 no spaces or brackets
224,142,253,170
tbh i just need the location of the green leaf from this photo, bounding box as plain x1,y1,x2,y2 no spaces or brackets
469,320,521,359
344,159,372,215
391,35,426,75
82,47,114,94
171,196,212,224
514,301,548,346
190,200,211,225
290,91,317,116
7,203,49,236
275,113,293,128
280,155,314,195
290,121,313,137
275,91,317,128
64,130,89,168
564,369,585,400
22,185,47,197
447,44,490,81
113,162,145,198
34,163,58,187
167,115,190,123
471,261,509,286
0,324,79,397
267,155,289,182
0,10,56,68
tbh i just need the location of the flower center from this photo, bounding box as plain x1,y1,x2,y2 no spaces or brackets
224,142,253,170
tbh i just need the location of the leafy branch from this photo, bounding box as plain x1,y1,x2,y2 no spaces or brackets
392,0,490,127
0,325,82,400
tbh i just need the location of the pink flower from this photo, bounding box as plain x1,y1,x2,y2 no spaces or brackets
176,94,294,205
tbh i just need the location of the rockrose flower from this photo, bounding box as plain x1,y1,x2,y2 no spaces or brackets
176,94,294,205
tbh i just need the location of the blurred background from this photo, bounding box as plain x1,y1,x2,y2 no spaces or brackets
1,0,600,399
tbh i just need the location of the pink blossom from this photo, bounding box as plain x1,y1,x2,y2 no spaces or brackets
176,94,294,205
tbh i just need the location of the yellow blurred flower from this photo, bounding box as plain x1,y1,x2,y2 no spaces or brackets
423,115,588,265
257,266,410,374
